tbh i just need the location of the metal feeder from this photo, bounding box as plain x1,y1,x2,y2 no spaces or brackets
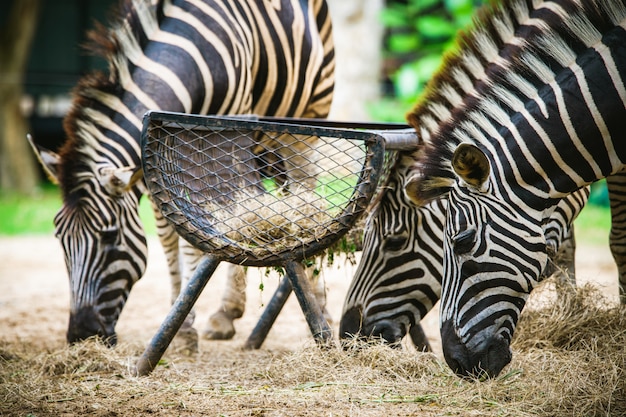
134,111,419,376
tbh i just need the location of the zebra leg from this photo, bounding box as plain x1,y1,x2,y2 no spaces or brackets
201,263,329,340
607,173,626,304
544,226,577,290
151,200,182,305
151,200,199,353
307,264,332,324
281,135,333,323
408,323,431,352
203,263,247,340
165,238,205,353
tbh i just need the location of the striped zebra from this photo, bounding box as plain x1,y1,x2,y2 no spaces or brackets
399,0,626,377
27,0,334,346
340,151,589,350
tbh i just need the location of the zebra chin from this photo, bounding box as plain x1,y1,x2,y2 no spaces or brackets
67,307,118,347
440,320,511,379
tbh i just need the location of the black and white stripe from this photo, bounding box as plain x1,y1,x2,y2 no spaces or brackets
29,0,334,345
339,134,589,352
402,0,626,378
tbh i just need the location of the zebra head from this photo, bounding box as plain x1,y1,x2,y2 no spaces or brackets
407,143,548,378
342,141,586,365
340,156,442,347
29,136,147,346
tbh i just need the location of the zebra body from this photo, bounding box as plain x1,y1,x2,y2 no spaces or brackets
340,153,589,349
402,0,626,377
28,0,334,345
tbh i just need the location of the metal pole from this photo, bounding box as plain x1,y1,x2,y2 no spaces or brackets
133,255,220,376
381,130,420,151
284,261,333,344
243,274,293,350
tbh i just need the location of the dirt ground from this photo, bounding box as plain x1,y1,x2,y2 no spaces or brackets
0,235,621,416
0,235,619,354
0,236,389,353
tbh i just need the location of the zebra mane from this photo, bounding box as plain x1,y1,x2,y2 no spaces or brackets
58,0,164,199
405,0,626,203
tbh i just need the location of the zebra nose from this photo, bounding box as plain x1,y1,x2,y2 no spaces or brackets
440,320,511,379
67,307,117,346
364,320,405,346
340,308,405,346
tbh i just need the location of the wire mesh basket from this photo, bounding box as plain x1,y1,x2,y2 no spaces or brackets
135,111,418,376
141,111,414,266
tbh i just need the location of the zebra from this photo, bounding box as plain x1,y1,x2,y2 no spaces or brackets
27,0,335,346
398,0,626,377
339,151,589,351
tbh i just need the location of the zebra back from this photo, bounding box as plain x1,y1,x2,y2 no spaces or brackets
29,0,335,345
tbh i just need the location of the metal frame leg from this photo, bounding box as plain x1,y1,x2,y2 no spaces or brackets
245,260,333,349
134,255,220,376
243,274,293,350
284,261,333,344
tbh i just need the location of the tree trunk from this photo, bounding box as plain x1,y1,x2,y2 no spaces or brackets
0,0,41,193
327,0,384,121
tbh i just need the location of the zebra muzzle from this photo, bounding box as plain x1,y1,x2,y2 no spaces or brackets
67,306,117,346
339,306,406,346
440,319,512,379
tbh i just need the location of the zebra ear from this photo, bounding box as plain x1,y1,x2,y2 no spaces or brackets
404,174,455,206
404,174,428,206
27,134,60,184
451,143,490,190
100,166,143,196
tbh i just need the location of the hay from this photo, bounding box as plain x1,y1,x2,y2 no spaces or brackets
508,281,626,416
206,188,339,254
2,280,625,416
2,288,624,416
515,281,626,351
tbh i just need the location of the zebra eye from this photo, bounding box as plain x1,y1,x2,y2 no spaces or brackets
100,227,119,246
452,228,476,255
383,235,408,252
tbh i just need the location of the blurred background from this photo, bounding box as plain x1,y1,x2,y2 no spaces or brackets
0,0,609,238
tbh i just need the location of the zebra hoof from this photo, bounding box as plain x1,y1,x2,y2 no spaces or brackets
172,326,199,355
203,311,236,340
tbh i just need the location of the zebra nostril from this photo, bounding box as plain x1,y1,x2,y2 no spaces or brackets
481,334,511,378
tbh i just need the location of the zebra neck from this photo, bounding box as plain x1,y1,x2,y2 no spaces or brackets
469,23,626,210
409,0,626,210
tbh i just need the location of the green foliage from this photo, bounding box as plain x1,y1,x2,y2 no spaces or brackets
589,179,609,207
571,180,611,247
573,204,611,246
0,185,60,235
139,196,157,235
370,0,485,122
